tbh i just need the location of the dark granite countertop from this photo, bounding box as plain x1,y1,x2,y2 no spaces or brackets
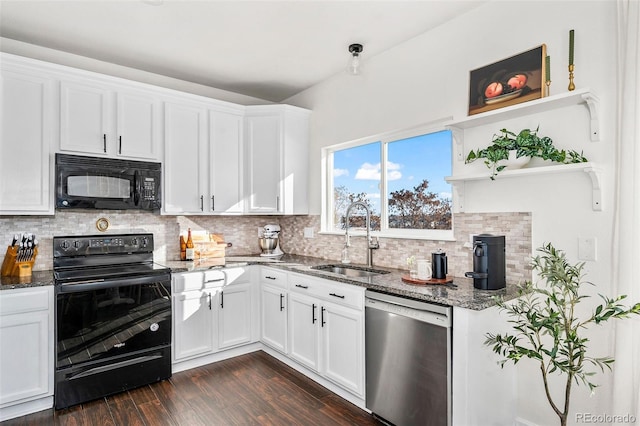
2,254,519,310
0,270,55,290
159,254,520,311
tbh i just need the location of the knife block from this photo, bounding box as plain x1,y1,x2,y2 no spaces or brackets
1,246,38,278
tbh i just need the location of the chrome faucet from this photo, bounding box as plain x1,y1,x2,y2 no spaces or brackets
344,201,379,267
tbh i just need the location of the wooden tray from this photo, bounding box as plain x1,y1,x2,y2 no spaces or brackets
401,275,453,285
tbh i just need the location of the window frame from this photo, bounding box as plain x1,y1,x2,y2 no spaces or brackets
321,120,455,241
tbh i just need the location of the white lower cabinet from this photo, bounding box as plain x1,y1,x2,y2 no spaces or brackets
172,267,255,364
320,302,364,394
287,273,365,397
172,272,215,360
171,265,365,400
259,268,288,354
288,292,321,371
0,287,54,421
218,281,253,349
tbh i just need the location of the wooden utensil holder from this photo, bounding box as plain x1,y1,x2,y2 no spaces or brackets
1,246,38,278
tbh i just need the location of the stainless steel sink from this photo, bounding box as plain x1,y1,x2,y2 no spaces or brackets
312,264,390,278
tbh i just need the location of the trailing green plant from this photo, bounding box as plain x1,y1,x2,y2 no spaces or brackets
466,127,588,179
485,243,640,426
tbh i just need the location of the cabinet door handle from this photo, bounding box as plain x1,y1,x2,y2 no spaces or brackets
200,195,204,211
276,195,280,211
295,284,308,289
312,303,317,324
265,276,276,280
329,293,345,299
208,292,212,310
103,134,107,153
211,195,215,211
205,278,224,284
220,290,224,308
118,136,122,154
321,306,326,327
280,294,284,311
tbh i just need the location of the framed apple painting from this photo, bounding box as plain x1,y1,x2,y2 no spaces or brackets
468,44,547,115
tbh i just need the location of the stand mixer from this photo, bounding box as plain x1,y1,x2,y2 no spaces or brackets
258,224,283,257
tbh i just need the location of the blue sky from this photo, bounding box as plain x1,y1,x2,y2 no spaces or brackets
333,130,452,213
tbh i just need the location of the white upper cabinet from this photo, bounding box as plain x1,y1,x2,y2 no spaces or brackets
209,109,244,214
60,78,160,160
0,58,54,215
116,91,159,159
245,105,310,215
163,100,208,214
163,97,245,215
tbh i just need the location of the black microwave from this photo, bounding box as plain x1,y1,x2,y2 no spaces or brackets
55,153,161,210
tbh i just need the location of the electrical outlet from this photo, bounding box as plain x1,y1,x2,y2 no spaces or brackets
303,227,314,238
578,237,597,261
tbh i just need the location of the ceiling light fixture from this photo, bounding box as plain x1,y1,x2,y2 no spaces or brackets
347,43,364,75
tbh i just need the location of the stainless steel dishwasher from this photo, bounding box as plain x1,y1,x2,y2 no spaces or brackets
365,290,452,426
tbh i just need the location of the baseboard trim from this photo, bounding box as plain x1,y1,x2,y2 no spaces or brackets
0,396,53,422
260,345,367,411
171,342,262,373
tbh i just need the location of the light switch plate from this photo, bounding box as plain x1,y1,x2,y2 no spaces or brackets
578,237,597,261
304,227,314,238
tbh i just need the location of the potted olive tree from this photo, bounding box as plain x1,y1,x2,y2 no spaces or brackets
486,243,640,426
466,127,588,179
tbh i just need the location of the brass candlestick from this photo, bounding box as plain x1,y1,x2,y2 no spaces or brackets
568,64,575,91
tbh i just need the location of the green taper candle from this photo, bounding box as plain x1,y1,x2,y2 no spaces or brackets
545,55,550,82
569,30,575,65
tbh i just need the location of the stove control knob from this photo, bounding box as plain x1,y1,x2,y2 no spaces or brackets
131,238,138,247
60,240,70,250
73,240,82,250
141,237,148,248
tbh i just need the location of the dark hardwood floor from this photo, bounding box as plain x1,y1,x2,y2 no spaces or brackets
2,351,380,426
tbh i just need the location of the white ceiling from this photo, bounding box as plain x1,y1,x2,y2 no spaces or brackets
0,0,484,102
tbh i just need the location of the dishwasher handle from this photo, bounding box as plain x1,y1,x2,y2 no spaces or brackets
365,290,452,328
365,290,451,315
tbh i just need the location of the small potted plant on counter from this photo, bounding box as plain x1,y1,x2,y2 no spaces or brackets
465,127,588,180
485,243,640,426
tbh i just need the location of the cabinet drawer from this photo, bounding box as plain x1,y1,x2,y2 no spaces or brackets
172,272,204,293
289,273,364,310
223,266,251,285
0,287,51,316
260,267,287,289
203,270,226,287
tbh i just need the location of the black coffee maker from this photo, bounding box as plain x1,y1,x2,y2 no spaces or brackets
465,234,506,290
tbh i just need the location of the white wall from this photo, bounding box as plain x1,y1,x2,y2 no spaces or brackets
286,2,620,425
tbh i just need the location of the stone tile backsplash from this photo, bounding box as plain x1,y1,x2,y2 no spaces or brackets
0,211,531,283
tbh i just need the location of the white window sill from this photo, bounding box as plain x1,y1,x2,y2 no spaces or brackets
318,230,456,242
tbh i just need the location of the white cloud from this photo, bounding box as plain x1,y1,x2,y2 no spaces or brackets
440,192,452,200
333,168,349,178
355,162,403,181
355,162,379,180
367,192,381,199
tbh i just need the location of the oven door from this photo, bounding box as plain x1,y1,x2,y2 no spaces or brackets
56,273,171,370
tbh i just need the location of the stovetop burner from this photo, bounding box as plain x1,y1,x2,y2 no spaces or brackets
52,233,170,284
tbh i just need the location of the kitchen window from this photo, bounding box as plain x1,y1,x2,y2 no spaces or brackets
322,126,453,240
